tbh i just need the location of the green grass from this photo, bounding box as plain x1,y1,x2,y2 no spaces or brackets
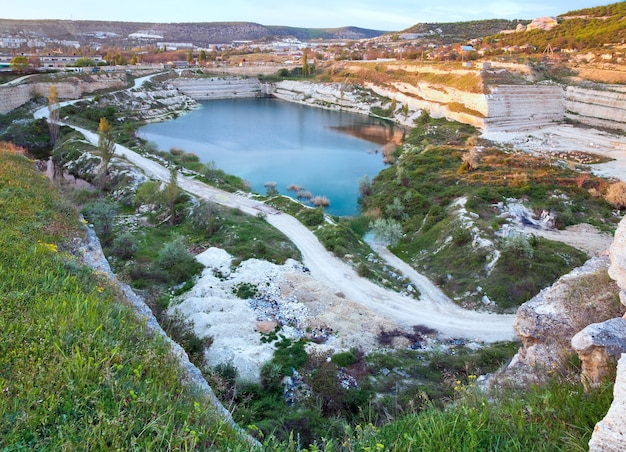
0,149,252,450
348,378,613,452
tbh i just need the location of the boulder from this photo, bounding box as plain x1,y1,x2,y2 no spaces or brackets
572,318,626,388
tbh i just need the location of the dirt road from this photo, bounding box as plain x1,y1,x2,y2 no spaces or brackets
40,120,515,342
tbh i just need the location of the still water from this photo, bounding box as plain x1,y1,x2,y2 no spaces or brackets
139,98,401,216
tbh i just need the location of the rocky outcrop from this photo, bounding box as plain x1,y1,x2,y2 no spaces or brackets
0,73,128,114
609,214,626,306
78,228,258,447
572,318,626,388
106,82,197,122
171,76,265,100
589,354,626,451
573,216,626,451
505,256,621,380
572,217,626,387
271,80,373,115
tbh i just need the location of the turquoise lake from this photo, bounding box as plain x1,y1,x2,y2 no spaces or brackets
138,98,401,216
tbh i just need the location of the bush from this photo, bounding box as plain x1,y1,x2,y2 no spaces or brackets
604,181,626,208
161,312,212,365
370,217,403,246
189,199,220,236
134,180,163,207
156,237,203,284
110,232,139,259
297,207,325,227
331,349,357,367
82,198,117,244
502,233,534,259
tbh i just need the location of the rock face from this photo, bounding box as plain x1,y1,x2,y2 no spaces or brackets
589,355,626,451
505,256,621,380
485,84,565,131
609,215,626,306
171,76,264,100
271,80,373,115
0,73,128,114
565,85,626,131
583,216,626,451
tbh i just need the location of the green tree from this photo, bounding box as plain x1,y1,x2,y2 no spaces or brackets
186,50,193,64
198,50,207,65
97,117,116,187
10,55,29,73
370,217,403,246
73,58,97,67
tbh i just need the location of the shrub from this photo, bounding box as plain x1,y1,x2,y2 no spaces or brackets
311,195,330,207
161,311,212,365
134,180,163,207
156,237,202,284
331,349,357,367
189,199,220,236
370,217,403,246
385,197,405,220
297,207,325,227
358,175,372,197
110,232,139,259
502,233,534,259
82,198,117,244
604,181,626,208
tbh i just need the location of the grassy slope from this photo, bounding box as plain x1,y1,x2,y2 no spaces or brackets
0,148,251,450
361,115,618,309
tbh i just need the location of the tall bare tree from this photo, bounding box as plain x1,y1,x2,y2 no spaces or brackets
97,117,116,188
302,48,309,77
47,86,62,180
47,86,60,146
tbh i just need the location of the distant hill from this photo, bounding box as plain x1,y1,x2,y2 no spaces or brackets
0,19,385,46
266,26,385,40
400,19,529,44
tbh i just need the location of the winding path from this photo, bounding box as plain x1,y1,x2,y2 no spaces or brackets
34,78,516,342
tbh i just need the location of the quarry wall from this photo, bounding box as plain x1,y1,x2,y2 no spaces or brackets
484,84,565,131
0,73,127,114
565,85,626,131
171,77,265,100
2,72,625,135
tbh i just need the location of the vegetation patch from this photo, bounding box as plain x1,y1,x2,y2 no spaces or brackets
361,112,619,309
0,149,249,450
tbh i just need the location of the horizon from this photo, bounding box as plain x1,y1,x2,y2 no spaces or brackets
0,0,613,31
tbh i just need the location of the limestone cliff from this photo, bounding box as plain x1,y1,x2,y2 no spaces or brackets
0,73,128,114
565,85,626,131
575,216,626,451
171,77,264,100
503,255,621,381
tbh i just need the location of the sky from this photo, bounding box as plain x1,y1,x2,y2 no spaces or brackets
1,0,614,31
